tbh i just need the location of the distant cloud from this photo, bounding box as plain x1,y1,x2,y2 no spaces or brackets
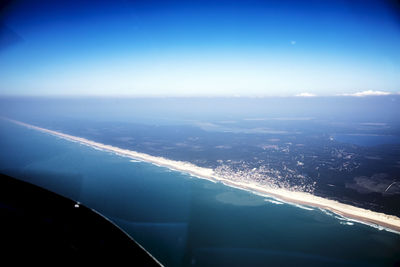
290,40,296,45
340,90,393,97
295,92,316,97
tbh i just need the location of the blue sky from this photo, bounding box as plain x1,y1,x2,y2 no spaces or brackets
0,0,399,96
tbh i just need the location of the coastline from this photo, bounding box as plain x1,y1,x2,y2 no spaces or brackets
5,118,400,234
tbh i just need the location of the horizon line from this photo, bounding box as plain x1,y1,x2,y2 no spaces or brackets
1,91,399,99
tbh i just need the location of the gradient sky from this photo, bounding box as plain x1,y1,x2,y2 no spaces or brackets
0,0,400,96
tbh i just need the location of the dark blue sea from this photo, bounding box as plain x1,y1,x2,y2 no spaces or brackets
0,119,399,266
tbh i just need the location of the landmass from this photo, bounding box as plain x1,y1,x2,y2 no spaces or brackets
6,118,400,234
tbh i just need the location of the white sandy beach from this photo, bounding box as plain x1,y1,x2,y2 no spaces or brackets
6,118,400,233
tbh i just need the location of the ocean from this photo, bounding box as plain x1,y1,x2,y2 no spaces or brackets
0,119,399,266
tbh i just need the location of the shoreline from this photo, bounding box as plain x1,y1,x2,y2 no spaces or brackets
5,118,400,234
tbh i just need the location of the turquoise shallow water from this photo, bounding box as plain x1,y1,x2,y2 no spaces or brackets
0,120,399,266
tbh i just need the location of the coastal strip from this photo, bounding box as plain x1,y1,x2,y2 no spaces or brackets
5,118,400,234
